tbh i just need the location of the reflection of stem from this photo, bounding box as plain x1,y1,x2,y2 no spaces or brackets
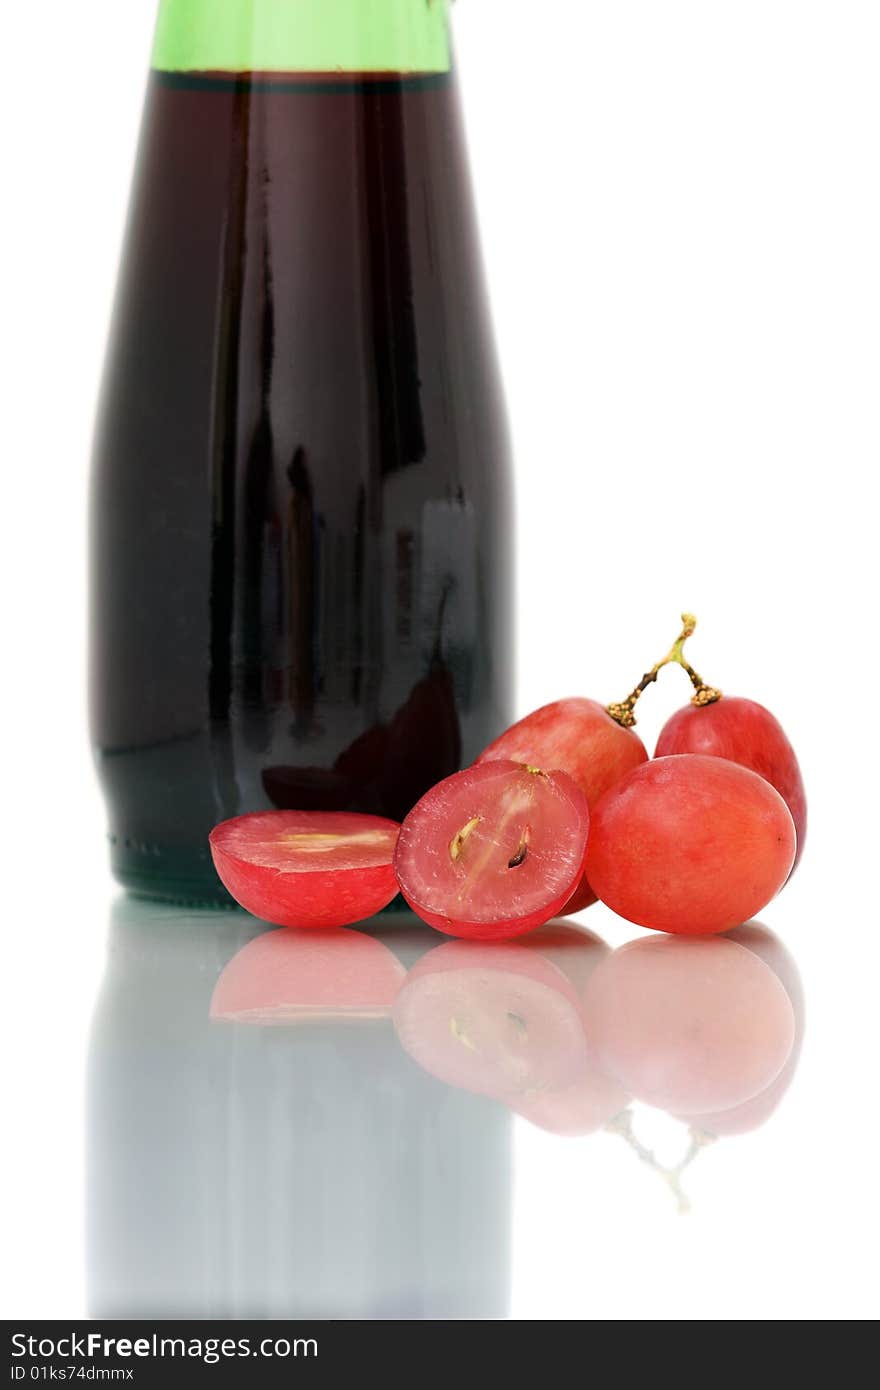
604,1110,717,1214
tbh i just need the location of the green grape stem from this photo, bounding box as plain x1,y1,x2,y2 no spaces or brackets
607,613,723,728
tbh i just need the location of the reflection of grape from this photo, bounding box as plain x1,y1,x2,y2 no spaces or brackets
210,927,407,1023
583,935,795,1115
392,940,590,1098
392,933,629,1134
515,923,630,1134
512,1071,628,1138
517,922,610,996
684,922,805,1135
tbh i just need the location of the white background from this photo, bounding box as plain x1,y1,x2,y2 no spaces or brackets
1,1,878,1320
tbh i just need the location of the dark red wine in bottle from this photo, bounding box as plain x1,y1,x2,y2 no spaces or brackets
91,0,514,902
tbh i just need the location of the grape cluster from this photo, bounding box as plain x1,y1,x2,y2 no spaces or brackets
210,615,805,941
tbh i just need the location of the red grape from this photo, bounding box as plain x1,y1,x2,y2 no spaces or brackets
582,935,795,1115
209,810,400,928
655,696,806,871
210,926,407,1023
560,877,599,914
477,698,647,913
478,698,647,803
584,755,796,935
393,760,590,940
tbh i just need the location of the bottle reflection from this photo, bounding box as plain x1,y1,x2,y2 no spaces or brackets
87,901,512,1319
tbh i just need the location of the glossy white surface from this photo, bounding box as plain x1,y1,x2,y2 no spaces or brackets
2,1,878,1320
3,876,877,1320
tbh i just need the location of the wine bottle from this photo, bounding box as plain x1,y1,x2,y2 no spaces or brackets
90,0,514,902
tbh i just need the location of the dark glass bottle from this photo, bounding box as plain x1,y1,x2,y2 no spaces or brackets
90,0,514,902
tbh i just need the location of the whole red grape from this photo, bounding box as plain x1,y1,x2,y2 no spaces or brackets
584,755,796,935
655,696,806,871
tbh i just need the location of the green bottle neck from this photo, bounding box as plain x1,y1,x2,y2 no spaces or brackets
152,0,452,74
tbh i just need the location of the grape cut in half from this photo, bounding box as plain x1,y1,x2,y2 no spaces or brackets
209,810,400,928
393,760,590,940
477,697,648,914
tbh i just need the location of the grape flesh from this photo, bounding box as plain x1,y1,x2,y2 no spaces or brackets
477,698,647,912
209,810,400,928
393,760,590,940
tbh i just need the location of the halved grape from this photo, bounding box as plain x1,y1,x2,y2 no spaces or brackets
477,697,647,914
209,810,400,928
393,761,590,940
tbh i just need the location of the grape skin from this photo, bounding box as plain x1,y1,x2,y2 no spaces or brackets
477,697,647,913
584,755,796,936
209,810,401,928
394,761,590,940
655,697,806,872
